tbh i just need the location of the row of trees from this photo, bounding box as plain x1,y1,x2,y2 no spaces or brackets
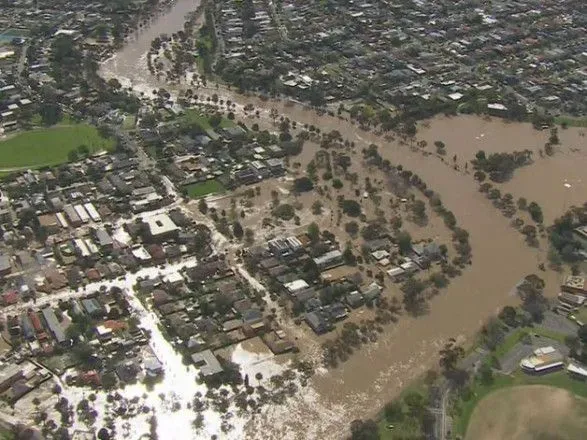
471,149,533,182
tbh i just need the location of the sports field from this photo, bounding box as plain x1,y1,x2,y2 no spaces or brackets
184,180,225,198
0,124,115,170
466,385,587,440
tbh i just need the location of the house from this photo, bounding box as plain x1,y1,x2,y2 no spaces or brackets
94,229,113,250
313,249,343,270
37,214,60,235
44,270,68,291
144,357,163,377
266,158,285,176
284,279,310,295
115,362,140,383
387,266,405,281
81,298,103,317
0,364,25,393
573,226,587,249
63,205,82,227
327,302,348,320
263,330,294,354
191,350,224,376
0,254,11,278
1,290,18,306
305,311,331,334
41,307,66,344
345,291,365,309
363,283,382,304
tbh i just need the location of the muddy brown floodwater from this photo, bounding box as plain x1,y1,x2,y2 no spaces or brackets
100,2,587,438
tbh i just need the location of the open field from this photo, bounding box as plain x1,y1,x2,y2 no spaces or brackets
0,124,115,170
455,370,587,437
465,385,587,440
184,180,225,198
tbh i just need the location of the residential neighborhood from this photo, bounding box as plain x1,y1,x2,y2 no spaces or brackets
0,0,586,439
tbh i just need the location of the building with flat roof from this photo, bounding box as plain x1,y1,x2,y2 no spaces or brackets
284,279,309,294
191,350,223,376
520,346,564,373
145,214,179,240
562,276,587,296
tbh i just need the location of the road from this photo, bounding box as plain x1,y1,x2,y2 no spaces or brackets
1,255,199,317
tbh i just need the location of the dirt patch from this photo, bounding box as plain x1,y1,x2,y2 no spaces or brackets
466,385,587,440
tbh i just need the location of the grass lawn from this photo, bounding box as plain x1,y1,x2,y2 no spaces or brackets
555,116,587,128
181,109,212,131
494,325,567,360
0,124,114,170
180,109,235,132
184,180,225,198
377,378,429,439
571,307,587,326
122,115,137,130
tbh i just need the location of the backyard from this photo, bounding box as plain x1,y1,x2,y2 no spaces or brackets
0,124,115,170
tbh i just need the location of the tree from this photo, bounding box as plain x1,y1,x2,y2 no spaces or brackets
478,362,494,385
482,318,505,350
517,274,547,322
293,177,314,193
384,401,403,422
272,204,295,220
528,202,543,223
349,419,380,440
68,150,79,162
198,198,208,214
439,339,464,374
307,222,320,243
332,179,343,189
232,221,244,239
311,201,323,215
209,113,222,127
498,306,517,327
411,200,426,220
341,199,361,217
343,245,357,266
78,144,90,156
244,228,255,246
397,231,412,254
429,272,449,289
97,428,112,440
39,102,63,126
401,277,427,315
345,221,359,237
404,391,426,418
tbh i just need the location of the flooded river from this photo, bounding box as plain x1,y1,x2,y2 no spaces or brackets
99,3,587,439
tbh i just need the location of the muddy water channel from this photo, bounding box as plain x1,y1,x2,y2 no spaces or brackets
100,3,587,438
